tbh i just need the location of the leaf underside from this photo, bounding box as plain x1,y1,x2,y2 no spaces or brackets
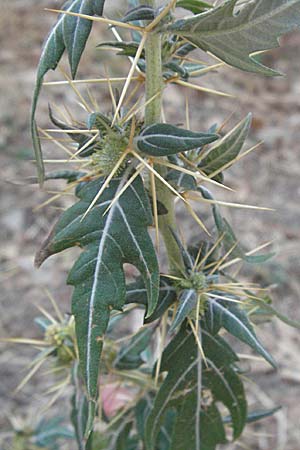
36,173,159,399
168,0,300,76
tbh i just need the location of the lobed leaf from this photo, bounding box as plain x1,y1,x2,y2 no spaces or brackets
145,326,246,449
134,123,218,156
31,0,105,183
167,0,300,76
35,173,159,400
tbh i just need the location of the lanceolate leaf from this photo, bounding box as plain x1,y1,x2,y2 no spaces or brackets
176,0,212,14
166,170,197,191
169,289,198,332
31,0,105,183
35,173,159,399
63,0,97,79
167,0,300,76
125,277,177,323
134,123,218,156
122,5,155,23
114,326,153,370
211,300,276,367
200,114,252,177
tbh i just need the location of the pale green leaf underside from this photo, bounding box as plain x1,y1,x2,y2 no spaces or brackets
35,174,159,399
168,0,300,75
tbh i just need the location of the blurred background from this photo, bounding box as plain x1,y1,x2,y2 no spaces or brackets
0,1,300,449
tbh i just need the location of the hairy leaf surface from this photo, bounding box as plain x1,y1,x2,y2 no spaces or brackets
167,0,300,75
36,174,159,399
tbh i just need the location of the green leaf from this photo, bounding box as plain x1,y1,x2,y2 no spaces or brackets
247,296,300,329
200,114,252,177
134,123,218,156
166,170,197,191
122,5,155,23
125,276,177,323
169,289,198,332
145,326,245,449
114,326,154,370
34,418,74,450
63,0,95,79
35,173,159,400
167,0,300,76
31,0,105,183
211,300,276,367
31,119,45,185
97,41,145,58
176,0,212,14
245,406,281,424
71,363,91,450
171,401,225,450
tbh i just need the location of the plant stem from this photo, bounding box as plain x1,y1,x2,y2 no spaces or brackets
144,2,184,274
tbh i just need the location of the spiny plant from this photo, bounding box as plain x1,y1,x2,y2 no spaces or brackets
14,0,300,449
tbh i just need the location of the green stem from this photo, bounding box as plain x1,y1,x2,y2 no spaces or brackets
144,4,184,275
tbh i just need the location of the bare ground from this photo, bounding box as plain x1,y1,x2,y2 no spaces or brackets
0,1,300,449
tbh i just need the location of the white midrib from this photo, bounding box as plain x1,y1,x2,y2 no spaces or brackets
86,199,115,394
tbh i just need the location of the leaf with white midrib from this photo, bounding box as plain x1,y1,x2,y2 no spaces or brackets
36,173,159,400
63,0,95,79
134,123,218,156
31,0,106,183
200,114,252,176
145,327,245,449
167,0,300,76
169,289,198,332
211,300,276,367
125,277,177,323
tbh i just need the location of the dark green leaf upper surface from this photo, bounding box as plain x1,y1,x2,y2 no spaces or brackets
145,326,247,449
125,276,177,323
200,114,252,178
167,0,300,75
176,0,213,14
31,0,105,183
211,300,276,367
134,123,218,156
36,173,159,399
